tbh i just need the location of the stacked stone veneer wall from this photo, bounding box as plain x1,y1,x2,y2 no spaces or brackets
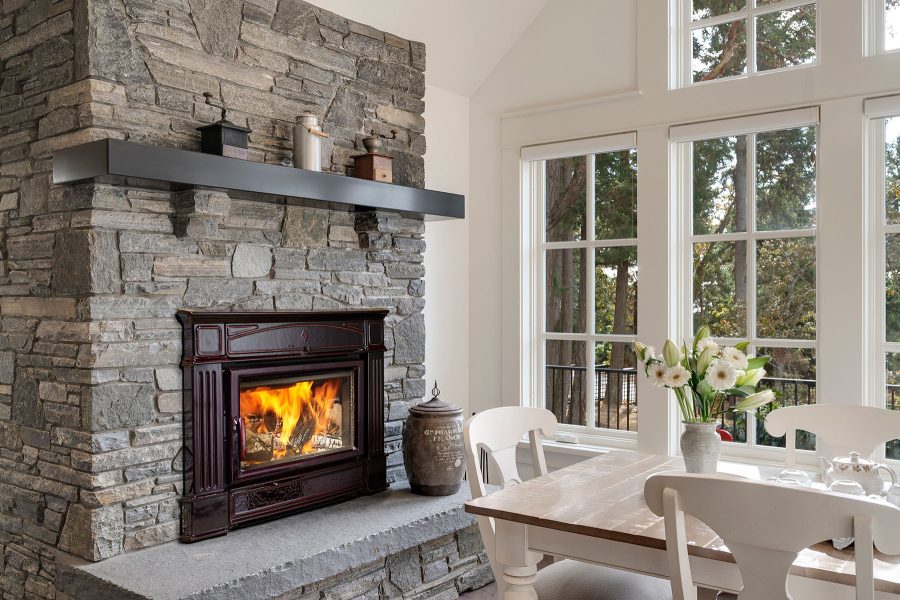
0,0,444,597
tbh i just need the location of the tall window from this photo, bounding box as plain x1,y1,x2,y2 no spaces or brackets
679,0,817,85
526,135,639,442
676,109,818,454
869,96,900,460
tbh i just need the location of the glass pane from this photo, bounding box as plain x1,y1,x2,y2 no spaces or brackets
755,5,816,72
546,340,587,426
887,235,900,342
693,136,749,235
693,241,748,337
886,353,900,460
595,247,637,335
595,342,638,431
692,20,747,82
755,346,816,450
718,395,747,444
757,237,816,339
887,0,900,51
756,127,817,231
546,156,586,242
240,371,354,470
595,149,637,240
692,0,744,20
887,117,900,224
546,248,586,334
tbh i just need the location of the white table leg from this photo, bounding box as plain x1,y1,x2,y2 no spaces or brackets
495,519,540,600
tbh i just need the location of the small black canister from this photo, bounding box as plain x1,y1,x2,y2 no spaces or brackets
402,383,465,496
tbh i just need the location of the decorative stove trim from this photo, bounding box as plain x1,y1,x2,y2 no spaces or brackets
176,310,389,542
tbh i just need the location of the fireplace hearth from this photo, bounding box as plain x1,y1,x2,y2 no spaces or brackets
176,310,389,542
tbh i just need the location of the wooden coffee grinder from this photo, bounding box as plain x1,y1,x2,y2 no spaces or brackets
353,130,397,183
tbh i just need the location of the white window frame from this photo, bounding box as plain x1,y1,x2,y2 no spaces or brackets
672,0,820,89
522,132,641,448
867,0,900,55
673,107,821,464
866,94,900,464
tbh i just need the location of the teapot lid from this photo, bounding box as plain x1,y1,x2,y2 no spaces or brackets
834,451,875,466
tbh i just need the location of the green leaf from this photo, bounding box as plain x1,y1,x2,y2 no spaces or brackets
746,356,770,370
735,341,751,352
724,387,750,398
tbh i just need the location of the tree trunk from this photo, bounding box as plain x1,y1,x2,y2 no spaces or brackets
544,159,586,424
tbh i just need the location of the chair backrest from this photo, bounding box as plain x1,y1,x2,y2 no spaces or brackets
644,472,900,600
765,405,900,467
463,407,558,593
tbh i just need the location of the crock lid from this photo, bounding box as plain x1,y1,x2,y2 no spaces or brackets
409,382,461,415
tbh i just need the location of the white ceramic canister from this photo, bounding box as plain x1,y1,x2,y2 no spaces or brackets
293,112,329,171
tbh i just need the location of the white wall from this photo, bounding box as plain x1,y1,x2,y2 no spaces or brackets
468,0,639,416
423,85,471,415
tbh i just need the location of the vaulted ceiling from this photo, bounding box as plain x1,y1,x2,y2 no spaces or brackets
307,0,551,97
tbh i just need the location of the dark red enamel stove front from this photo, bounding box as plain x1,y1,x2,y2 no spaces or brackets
176,310,389,542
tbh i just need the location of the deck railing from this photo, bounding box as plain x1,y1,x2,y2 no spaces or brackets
545,365,638,431
546,365,900,457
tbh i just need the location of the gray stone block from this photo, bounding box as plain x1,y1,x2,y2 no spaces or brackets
184,279,254,307
272,0,322,41
188,0,241,59
52,229,121,294
393,314,425,365
86,383,155,432
12,370,43,429
232,243,272,278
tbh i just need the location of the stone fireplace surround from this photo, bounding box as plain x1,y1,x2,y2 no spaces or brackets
0,0,486,598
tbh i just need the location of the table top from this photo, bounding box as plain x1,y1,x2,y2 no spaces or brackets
464,450,900,593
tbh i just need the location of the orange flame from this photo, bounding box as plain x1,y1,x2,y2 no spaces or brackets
241,378,342,458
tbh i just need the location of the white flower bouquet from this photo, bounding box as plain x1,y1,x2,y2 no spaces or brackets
634,326,777,424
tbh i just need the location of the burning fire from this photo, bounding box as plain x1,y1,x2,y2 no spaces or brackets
241,378,342,460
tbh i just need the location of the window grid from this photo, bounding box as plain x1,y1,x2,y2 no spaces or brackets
686,128,818,449
684,0,818,86
536,146,639,441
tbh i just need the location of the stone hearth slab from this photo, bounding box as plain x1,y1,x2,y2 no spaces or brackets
57,484,478,600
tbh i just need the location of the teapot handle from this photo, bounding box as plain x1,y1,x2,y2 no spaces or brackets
877,464,897,486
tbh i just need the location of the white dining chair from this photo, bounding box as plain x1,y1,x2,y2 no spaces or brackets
464,406,672,599
764,404,900,467
644,472,900,600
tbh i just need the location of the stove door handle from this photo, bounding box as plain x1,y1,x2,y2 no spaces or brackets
235,417,246,460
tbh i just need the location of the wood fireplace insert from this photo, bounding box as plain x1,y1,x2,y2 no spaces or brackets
176,309,389,542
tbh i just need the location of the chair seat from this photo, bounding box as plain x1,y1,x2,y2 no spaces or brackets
534,559,672,600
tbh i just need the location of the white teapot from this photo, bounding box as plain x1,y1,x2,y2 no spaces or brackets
822,452,897,495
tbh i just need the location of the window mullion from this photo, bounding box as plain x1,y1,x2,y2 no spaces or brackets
747,133,759,447
537,161,547,411
586,154,597,432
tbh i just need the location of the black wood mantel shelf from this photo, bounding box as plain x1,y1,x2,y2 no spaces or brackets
52,139,464,220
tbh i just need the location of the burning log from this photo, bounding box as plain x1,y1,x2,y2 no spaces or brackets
312,434,342,450
288,419,316,452
244,430,274,462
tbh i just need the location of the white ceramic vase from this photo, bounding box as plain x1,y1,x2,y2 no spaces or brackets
681,421,721,474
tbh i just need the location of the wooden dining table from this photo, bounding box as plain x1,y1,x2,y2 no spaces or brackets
464,449,900,599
